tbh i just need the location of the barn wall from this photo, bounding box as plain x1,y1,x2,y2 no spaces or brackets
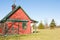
7,8,32,34
0,23,5,35
5,22,18,35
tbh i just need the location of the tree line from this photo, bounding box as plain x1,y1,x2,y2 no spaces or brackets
34,19,56,29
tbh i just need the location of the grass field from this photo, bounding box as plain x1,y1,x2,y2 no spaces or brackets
0,28,60,40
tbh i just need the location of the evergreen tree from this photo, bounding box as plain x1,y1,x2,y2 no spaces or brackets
38,21,45,29
50,19,56,29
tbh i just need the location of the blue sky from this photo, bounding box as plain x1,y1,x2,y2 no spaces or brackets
0,0,60,25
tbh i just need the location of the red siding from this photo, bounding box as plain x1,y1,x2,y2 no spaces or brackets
0,28,2,33
7,8,32,34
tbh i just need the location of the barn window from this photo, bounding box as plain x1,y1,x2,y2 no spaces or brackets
22,22,27,29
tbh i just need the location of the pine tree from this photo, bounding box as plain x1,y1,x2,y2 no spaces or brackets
50,19,56,29
38,21,45,29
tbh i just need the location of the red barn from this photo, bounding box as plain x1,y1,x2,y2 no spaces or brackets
0,4,37,35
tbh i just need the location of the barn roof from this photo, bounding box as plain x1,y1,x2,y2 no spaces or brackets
0,6,37,23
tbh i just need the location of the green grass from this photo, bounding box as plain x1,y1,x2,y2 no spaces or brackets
0,28,60,40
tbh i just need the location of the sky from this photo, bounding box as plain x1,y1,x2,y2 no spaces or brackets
0,0,60,25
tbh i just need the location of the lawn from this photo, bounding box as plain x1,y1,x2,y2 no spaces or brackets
0,28,60,40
